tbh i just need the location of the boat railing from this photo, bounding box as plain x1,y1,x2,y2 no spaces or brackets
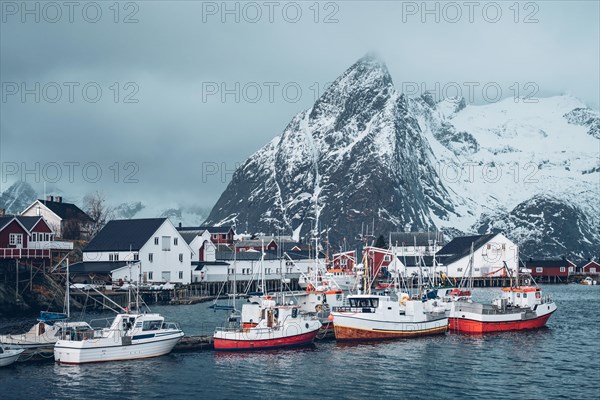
332,306,376,313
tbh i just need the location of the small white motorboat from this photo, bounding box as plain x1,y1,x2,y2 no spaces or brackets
0,345,25,367
54,312,184,364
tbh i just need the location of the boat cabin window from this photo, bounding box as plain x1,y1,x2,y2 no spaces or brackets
349,298,378,308
523,293,527,298
142,320,163,331
291,308,298,318
517,293,520,298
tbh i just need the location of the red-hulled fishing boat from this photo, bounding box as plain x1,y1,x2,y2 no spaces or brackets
449,263,557,333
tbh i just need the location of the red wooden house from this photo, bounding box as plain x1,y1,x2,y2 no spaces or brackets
198,226,235,245
364,246,393,277
331,250,356,272
581,260,600,274
526,258,576,283
0,216,58,259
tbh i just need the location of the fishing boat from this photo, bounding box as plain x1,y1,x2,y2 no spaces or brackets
213,242,321,351
54,262,184,364
331,250,448,341
324,268,359,291
0,345,24,367
449,261,557,333
213,296,321,350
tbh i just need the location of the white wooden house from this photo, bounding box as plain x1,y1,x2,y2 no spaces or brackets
71,218,193,284
21,196,93,239
436,233,518,278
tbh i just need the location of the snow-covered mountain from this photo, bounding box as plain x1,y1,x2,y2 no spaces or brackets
0,182,37,214
206,54,599,258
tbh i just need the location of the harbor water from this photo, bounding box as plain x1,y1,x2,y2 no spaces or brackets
1,284,599,400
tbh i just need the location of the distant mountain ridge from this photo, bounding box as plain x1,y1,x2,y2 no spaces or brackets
205,54,600,259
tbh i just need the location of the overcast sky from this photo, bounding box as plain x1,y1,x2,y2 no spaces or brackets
1,1,598,216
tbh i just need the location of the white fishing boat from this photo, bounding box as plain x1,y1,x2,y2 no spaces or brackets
0,317,92,349
331,293,449,340
331,247,448,340
54,312,184,364
0,345,25,367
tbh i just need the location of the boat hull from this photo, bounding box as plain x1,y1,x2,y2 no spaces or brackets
54,334,183,365
332,313,449,341
214,330,318,351
0,349,25,367
449,302,557,333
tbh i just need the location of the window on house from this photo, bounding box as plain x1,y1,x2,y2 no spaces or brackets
212,234,217,239
568,266,573,272
133,253,139,261
179,253,183,262
149,253,154,262
45,233,50,241
154,237,159,245
592,268,597,273
221,234,226,239
32,233,37,241
384,255,391,261
502,244,506,250
341,259,347,265
178,271,183,279
162,236,171,251
148,272,153,280
109,254,114,261
162,271,171,282
114,253,119,261
174,238,178,246
560,267,565,272
487,244,491,249
536,267,543,273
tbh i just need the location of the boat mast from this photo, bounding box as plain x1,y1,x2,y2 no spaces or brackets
65,258,70,318
469,242,474,290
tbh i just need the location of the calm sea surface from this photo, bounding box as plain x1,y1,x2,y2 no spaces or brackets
1,285,599,400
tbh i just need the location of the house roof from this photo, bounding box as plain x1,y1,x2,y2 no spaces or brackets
525,259,575,268
436,234,497,264
0,216,15,231
193,261,230,270
84,218,167,252
389,232,445,247
15,216,46,232
396,255,442,267
179,225,233,234
70,261,128,274
577,260,600,268
179,231,202,245
216,250,323,261
0,216,31,234
35,199,93,222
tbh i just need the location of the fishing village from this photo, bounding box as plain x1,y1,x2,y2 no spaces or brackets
0,196,597,366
